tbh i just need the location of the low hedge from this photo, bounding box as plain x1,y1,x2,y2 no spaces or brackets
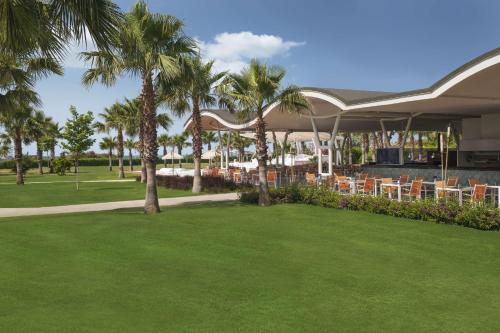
153,175,253,193
239,185,500,231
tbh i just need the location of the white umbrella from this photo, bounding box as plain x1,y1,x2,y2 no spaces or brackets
162,152,182,160
202,150,219,159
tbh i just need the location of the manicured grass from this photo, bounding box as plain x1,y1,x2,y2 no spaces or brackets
0,203,498,332
0,166,194,207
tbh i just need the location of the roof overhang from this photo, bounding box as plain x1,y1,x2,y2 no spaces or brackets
185,48,500,133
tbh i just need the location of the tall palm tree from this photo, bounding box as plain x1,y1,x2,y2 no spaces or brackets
81,0,195,213
172,133,190,168
0,105,36,184
218,60,309,205
41,120,62,173
158,56,225,192
158,134,170,167
124,138,136,172
0,0,122,58
99,136,116,171
232,132,253,162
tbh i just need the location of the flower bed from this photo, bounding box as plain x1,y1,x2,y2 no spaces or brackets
239,185,500,231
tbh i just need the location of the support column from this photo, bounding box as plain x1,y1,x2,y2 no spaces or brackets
327,115,341,175
380,120,390,148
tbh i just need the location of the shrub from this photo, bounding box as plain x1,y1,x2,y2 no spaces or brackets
9,157,34,175
156,175,252,193
53,157,73,176
239,185,500,231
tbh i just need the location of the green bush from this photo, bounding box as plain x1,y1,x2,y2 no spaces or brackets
9,157,34,175
239,185,500,231
53,157,73,176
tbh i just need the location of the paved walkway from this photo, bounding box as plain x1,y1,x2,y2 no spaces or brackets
0,179,136,185
0,193,239,218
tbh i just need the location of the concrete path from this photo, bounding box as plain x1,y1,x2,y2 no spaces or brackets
0,179,136,185
0,193,239,218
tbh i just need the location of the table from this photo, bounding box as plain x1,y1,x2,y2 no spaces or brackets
435,187,463,206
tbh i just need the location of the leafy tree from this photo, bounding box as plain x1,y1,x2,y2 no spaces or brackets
158,56,225,193
61,106,95,188
81,0,196,214
99,136,116,171
218,60,309,206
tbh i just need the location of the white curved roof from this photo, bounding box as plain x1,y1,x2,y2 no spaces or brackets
185,48,500,133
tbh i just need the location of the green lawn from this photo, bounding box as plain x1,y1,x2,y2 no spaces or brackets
0,203,498,332
0,166,193,207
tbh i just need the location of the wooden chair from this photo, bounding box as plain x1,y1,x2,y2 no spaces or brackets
434,180,446,199
381,178,397,198
267,170,278,188
468,178,481,187
233,170,242,184
447,176,459,188
472,184,487,205
325,175,336,189
305,172,317,186
402,180,423,201
358,178,375,196
399,174,410,184
336,176,351,194
415,176,424,181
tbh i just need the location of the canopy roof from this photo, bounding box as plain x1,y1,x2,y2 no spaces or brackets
185,48,500,133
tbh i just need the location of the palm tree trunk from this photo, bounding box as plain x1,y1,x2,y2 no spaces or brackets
191,101,203,193
162,145,167,167
14,132,23,185
117,128,125,179
108,148,113,171
142,72,160,214
139,97,147,184
226,131,231,169
128,148,134,171
177,147,182,168
371,132,378,162
36,141,43,175
49,146,55,173
255,112,270,206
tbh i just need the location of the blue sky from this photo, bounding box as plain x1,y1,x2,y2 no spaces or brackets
32,0,500,154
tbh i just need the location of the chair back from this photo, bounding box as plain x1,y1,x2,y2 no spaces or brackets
305,172,316,186
382,178,394,193
447,176,459,187
358,173,368,180
399,175,410,184
410,180,423,197
468,178,481,187
267,170,277,182
435,180,445,198
472,184,487,203
325,176,336,188
415,176,424,181
363,178,375,193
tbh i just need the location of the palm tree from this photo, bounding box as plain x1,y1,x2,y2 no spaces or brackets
0,105,36,184
0,134,11,159
172,133,191,168
202,131,217,151
26,110,53,175
81,1,196,213
158,134,171,167
232,132,253,162
124,138,137,171
0,0,122,58
158,56,226,193
99,137,116,171
95,102,136,178
218,60,309,205
41,120,62,173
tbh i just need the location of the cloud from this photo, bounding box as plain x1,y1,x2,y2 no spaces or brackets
199,31,305,73
63,32,96,69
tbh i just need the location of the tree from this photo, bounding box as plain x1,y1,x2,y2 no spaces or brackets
81,0,195,213
202,131,216,151
218,60,309,206
26,110,53,174
61,106,95,189
41,120,62,173
158,56,226,193
0,0,122,58
232,132,253,162
124,138,136,171
0,105,36,184
158,134,171,167
172,133,190,168
0,133,11,159
99,136,116,171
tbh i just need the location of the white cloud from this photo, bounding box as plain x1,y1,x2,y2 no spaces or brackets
199,31,305,73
